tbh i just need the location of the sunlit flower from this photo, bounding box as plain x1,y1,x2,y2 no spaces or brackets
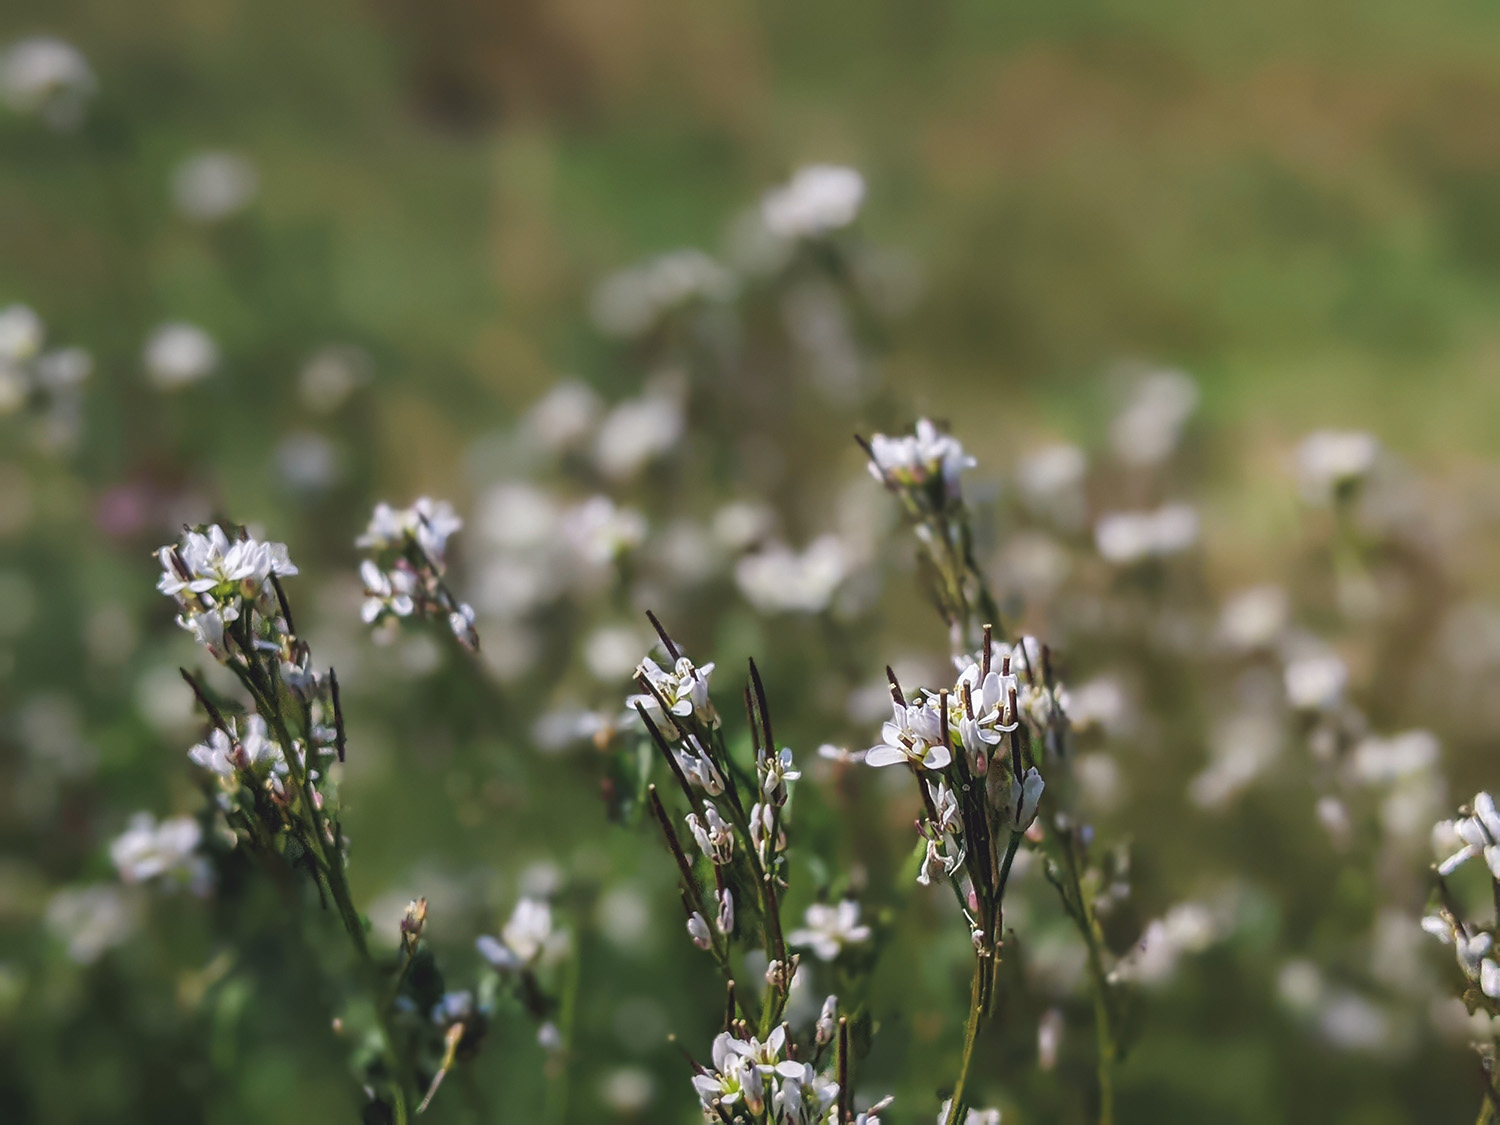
476,897,554,970
157,525,297,602
865,418,975,499
865,698,950,771
630,654,719,729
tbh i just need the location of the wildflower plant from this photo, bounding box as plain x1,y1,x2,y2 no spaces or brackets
862,419,1125,1123
153,522,496,1122
624,612,892,1123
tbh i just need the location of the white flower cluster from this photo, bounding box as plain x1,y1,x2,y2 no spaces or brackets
1,36,95,130
109,812,211,895
690,1025,841,1123
591,249,736,338
1094,503,1198,565
357,497,478,650
1426,794,1500,1004
1297,429,1379,503
864,418,976,504
761,165,866,242
476,897,562,971
157,524,298,662
787,900,871,962
0,303,93,451
734,536,849,616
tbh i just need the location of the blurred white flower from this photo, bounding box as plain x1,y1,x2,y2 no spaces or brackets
46,884,137,963
590,249,734,337
524,379,602,452
109,812,211,894
275,432,340,492
1189,711,1282,810
0,304,43,362
477,897,555,970
298,346,371,413
713,500,776,552
144,322,219,390
865,418,975,498
560,495,646,568
1094,504,1198,564
787,900,871,961
171,151,258,222
584,624,650,682
1017,442,1088,528
357,497,462,564
1109,368,1199,467
1297,430,1379,502
936,1101,1002,1125
593,386,684,480
1,37,95,130
1110,901,1222,987
734,536,848,614
1283,652,1347,712
1349,730,1439,786
599,1067,655,1113
762,165,866,241
1217,586,1289,652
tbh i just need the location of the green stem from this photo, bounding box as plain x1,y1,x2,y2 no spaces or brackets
944,958,985,1125
1479,1093,1497,1125
1057,829,1116,1125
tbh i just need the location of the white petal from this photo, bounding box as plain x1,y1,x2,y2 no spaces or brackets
864,746,907,768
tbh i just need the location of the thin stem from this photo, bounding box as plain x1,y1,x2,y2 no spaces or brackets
943,958,985,1125
1057,827,1116,1125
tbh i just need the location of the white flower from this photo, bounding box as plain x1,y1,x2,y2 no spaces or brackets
1,36,95,129
1109,368,1199,467
1283,652,1348,712
144,322,218,389
865,418,975,497
1217,586,1290,652
692,1032,767,1113
787,900,871,961
687,911,713,951
188,714,286,780
816,994,838,1046
357,497,463,563
1094,504,1198,564
917,837,964,888
675,741,726,794
760,746,802,806
1435,792,1500,876
1458,931,1493,981
476,897,554,970
46,884,137,963
865,698,950,771
0,304,43,362
762,165,866,241
630,654,719,729
560,495,646,568
716,887,735,936
686,802,735,865
590,249,735,337
734,536,848,615
360,559,418,622
171,151,258,222
593,388,684,480
1297,430,1379,501
157,525,298,601
448,602,479,651
817,743,866,765
1003,767,1045,833
109,812,210,892
524,379,601,451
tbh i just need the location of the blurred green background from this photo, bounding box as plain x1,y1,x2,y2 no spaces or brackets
6,1,1500,1122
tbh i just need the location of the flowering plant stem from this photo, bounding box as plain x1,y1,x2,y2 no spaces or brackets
943,958,987,1125
1055,822,1117,1125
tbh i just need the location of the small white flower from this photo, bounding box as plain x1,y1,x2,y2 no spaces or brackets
1297,430,1379,502
716,887,735,936
359,559,417,622
171,151,258,222
157,525,298,602
760,746,801,806
1109,368,1199,468
687,911,713,950
1095,504,1198,564
188,714,286,781
591,249,735,338
816,994,838,1046
593,388,684,480
476,897,554,969
762,165,866,241
357,497,463,564
865,418,975,499
109,812,210,893
1283,653,1348,712
1005,767,1046,833
675,741,726,794
865,698,950,771
686,803,735,866
1,36,95,129
630,654,719,730
787,900,871,961
144,322,218,390
734,536,848,615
